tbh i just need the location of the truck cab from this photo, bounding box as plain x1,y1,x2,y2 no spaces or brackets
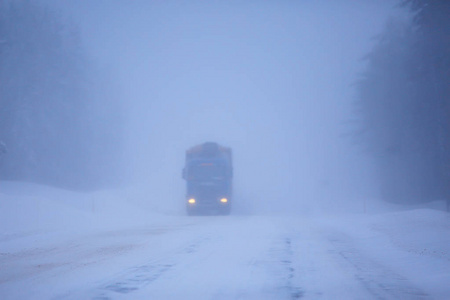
183,142,232,215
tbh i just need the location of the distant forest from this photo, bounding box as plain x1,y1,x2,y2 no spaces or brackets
0,1,122,190
355,0,450,203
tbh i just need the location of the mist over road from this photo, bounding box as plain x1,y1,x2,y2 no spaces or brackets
39,0,400,211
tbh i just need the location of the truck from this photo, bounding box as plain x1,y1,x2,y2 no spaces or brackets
182,142,233,215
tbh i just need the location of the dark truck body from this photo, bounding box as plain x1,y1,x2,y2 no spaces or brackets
182,142,232,215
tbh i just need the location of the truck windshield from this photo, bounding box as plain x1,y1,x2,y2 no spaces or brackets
189,163,225,180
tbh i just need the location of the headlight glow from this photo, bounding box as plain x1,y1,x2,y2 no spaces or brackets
188,198,196,204
220,198,228,203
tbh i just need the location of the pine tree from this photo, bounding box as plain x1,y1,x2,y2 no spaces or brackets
355,0,450,204
0,1,123,189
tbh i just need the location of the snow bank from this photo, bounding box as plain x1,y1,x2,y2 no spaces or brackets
0,181,170,237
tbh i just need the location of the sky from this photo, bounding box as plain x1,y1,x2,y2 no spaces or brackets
41,0,402,214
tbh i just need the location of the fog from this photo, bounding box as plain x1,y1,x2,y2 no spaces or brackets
42,0,400,214
4,2,450,297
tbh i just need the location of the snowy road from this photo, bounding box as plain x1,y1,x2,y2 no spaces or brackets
2,210,448,300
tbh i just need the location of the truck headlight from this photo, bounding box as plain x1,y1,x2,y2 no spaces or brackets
220,198,228,203
188,198,196,204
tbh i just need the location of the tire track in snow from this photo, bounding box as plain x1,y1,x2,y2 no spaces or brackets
283,238,303,299
65,236,212,300
94,263,173,298
327,231,430,300
269,237,304,299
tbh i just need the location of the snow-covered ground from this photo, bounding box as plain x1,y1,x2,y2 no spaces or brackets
1,181,449,299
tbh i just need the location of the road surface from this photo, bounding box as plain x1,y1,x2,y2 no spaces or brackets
2,212,446,300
